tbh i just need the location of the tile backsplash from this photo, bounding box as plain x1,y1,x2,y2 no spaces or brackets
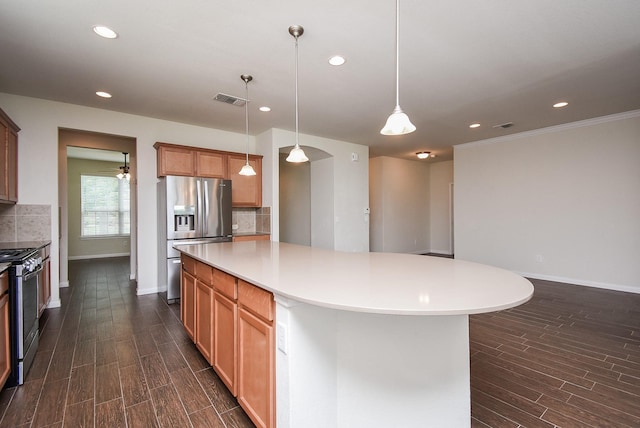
0,204,51,242
232,207,271,234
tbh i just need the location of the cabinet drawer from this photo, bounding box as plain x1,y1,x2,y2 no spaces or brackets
182,255,196,275
213,269,237,300
196,261,213,285
238,280,273,322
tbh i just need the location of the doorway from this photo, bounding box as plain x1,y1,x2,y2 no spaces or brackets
58,129,137,288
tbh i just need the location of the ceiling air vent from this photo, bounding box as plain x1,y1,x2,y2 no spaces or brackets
492,122,514,129
213,93,247,107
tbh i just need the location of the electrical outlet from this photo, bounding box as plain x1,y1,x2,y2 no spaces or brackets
277,322,288,354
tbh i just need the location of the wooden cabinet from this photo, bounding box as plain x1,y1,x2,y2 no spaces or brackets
37,249,51,317
180,254,275,428
155,142,263,207
0,270,10,388
195,279,214,363
237,279,275,428
0,108,19,203
155,143,195,177
232,234,270,242
213,268,238,393
196,151,227,178
228,154,262,207
181,256,196,340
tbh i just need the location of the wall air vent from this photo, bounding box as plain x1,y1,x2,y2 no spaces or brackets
213,93,247,106
492,122,514,129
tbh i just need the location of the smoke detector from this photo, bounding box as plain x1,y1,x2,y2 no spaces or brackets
213,93,247,106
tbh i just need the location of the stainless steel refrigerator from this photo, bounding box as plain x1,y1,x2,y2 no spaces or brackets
158,176,233,303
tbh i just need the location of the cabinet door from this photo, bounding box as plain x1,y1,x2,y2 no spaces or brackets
196,151,227,178
7,128,17,202
228,155,262,207
0,119,7,201
238,307,274,428
214,292,237,394
157,144,195,177
181,269,196,340
0,271,9,388
195,280,214,363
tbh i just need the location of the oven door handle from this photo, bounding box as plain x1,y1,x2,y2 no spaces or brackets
22,265,43,282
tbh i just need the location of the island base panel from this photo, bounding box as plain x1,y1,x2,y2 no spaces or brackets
276,300,471,428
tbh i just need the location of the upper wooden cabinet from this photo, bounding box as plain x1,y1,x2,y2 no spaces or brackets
227,154,262,207
155,142,262,207
155,143,195,177
0,108,19,203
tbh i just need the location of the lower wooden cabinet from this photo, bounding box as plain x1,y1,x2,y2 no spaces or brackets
0,270,10,388
238,307,275,428
37,256,51,317
213,291,237,394
195,280,214,363
181,269,196,340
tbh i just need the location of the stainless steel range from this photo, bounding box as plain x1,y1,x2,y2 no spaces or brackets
0,248,42,386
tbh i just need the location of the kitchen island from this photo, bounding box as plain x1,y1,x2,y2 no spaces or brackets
176,241,533,428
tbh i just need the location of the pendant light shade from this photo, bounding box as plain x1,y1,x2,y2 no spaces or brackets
286,25,309,163
380,0,416,136
239,74,257,176
116,152,131,181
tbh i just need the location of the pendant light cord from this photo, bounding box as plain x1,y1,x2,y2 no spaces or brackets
294,34,300,148
245,80,250,164
395,0,400,108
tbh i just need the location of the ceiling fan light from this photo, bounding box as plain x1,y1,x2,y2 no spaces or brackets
116,172,124,180
381,106,416,135
286,145,309,163
239,162,256,176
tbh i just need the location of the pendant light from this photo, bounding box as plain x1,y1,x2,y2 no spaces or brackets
286,25,309,163
116,152,130,181
380,0,416,135
239,74,257,176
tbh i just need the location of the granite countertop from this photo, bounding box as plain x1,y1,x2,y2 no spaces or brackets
232,232,270,237
0,240,52,251
0,262,10,273
176,241,534,316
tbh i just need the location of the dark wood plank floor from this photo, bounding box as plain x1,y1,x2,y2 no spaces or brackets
471,279,640,427
0,257,254,428
1,257,638,427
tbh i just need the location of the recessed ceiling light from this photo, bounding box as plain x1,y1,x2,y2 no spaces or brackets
259,106,271,112
469,123,481,129
553,101,569,108
328,55,346,66
93,25,118,39
96,91,112,98
416,151,431,159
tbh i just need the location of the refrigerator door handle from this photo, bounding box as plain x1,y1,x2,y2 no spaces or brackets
196,179,202,236
203,180,210,236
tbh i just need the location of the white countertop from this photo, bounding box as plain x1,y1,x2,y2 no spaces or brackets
177,241,533,316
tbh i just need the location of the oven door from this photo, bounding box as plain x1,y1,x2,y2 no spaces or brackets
14,265,41,385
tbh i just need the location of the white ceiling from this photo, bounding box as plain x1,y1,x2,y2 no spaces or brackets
1,0,639,161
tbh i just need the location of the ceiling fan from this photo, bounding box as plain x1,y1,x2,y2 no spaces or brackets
117,152,131,180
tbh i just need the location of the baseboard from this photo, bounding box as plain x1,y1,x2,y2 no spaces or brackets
59,281,69,288
130,273,136,280
136,286,160,296
517,271,640,295
68,253,130,260
428,250,454,256
47,298,62,309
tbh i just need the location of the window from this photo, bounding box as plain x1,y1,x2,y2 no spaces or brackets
81,175,130,237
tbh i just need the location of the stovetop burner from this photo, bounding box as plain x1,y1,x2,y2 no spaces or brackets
0,248,37,262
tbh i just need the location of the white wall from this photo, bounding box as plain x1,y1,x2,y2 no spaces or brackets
455,111,640,293
279,155,311,246
311,157,334,249
259,128,369,253
0,93,250,297
430,160,454,254
369,157,430,254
